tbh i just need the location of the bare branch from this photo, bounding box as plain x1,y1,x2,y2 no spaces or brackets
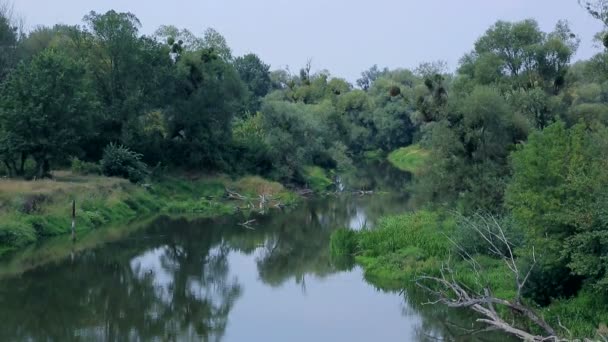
417,213,564,341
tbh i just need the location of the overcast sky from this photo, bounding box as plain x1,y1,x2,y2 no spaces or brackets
13,0,605,82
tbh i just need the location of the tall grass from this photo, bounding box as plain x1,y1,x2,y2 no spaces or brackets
387,144,429,174
302,166,333,192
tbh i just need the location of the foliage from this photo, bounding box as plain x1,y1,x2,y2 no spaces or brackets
302,166,333,192
100,143,149,183
0,48,96,178
234,53,271,113
507,121,608,295
70,157,101,175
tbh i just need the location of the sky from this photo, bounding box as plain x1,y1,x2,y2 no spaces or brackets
13,0,606,82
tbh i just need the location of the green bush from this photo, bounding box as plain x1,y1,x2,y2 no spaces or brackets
71,157,101,175
0,220,37,247
101,143,149,183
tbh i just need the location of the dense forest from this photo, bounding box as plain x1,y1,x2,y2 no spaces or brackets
3,0,608,339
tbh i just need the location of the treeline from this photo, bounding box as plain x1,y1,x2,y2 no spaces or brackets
412,10,608,304
400,2,608,335
0,8,426,185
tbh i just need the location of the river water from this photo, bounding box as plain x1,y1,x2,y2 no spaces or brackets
0,163,512,341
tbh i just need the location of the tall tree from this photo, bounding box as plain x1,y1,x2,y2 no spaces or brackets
234,53,271,113
166,48,245,169
0,49,96,177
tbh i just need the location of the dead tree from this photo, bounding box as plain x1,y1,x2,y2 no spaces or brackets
416,213,567,342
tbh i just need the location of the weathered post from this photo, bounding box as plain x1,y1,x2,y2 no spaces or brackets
71,199,76,241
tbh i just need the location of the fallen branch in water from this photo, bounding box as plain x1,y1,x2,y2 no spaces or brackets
353,190,374,196
238,219,256,230
296,188,314,196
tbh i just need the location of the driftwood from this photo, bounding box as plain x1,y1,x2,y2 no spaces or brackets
226,189,248,201
226,189,285,213
416,213,568,342
296,189,314,196
238,219,256,230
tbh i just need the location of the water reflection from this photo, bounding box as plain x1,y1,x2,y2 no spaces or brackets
0,163,512,341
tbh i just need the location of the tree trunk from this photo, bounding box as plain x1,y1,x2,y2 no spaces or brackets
18,152,26,176
35,159,43,179
35,157,51,179
3,160,14,177
43,159,50,177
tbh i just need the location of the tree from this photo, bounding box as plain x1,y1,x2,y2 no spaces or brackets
83,11,173,160
418,86,528,211
580,0,608,26
0,1,20,84
166,48,246,169
154,25,202,52
356,64,388,91
506,122,608,296
234,53,271,113
202,28,232,61
0,49,96,177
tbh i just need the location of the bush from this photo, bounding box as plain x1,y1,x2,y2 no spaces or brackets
71,157,101,175
101,143,149,183
0,220,37,247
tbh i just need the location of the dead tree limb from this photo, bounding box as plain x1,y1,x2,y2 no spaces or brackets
417,213,564,341
238,219,256,230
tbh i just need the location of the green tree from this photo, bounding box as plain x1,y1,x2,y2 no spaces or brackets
507,122,608,295
166,49,246,169
419,86,528,210
234,53,271,113
0,49,96,177
0,3,19,84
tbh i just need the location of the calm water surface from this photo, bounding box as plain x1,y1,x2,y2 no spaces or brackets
0,163,512,341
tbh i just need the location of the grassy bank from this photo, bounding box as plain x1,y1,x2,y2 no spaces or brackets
302,166,333,192
0,172,297,256
387,145,429,174
330,210,608,339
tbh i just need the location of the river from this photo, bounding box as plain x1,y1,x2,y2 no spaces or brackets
0,162,513,341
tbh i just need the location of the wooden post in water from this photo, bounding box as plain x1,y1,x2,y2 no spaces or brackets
71,199,76,242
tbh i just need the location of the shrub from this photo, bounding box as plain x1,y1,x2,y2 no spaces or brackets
71,157,101,175
101,143,149,183
0,220,37,247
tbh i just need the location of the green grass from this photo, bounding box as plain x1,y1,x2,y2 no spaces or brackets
302,166,333,192
0,172,299,255
387,145,429,174
330,228,358,257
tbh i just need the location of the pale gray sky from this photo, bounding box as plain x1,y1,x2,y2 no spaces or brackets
13,0,605,81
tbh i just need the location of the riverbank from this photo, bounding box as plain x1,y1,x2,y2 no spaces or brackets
0,171,298,256
330,210,608,339
387,145,429,174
